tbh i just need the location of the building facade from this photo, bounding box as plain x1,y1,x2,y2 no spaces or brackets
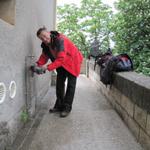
0,0,56,149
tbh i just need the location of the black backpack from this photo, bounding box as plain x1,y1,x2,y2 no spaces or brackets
95,53,133,86
115,54,133,71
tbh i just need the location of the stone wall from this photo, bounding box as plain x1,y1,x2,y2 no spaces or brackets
88,59,150,150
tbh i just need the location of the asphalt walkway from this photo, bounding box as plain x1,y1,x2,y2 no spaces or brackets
20,75,143,150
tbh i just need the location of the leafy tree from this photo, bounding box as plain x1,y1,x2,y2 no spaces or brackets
57,0,150,76
111,0,150,76
57,4,87,56
57,0,112,57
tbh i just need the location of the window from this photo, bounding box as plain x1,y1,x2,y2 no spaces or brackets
0,0,15,25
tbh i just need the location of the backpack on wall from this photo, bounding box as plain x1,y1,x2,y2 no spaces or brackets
95,52,133,86
115,54,133,71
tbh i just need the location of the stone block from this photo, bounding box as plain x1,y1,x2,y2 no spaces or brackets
143,88,150,113
115,104,129,123
131,82,144,108
146,114,150,136
122,78,133,99
121,108,129,123
127,116,140,140
113,73,124,93
111,87,122,104
134,104,147,129
139,128,150,150
121,95,134,117
110,98,116,108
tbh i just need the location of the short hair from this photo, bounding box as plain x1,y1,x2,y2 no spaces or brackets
36,26,47,37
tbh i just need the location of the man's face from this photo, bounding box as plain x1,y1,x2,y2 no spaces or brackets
38,30,51,44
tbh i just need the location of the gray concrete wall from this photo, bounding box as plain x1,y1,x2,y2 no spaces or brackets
88,59,150,150
0,0,56,149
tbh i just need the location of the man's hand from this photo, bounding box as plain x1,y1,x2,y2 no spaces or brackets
36,66,46,74
30,64,47,75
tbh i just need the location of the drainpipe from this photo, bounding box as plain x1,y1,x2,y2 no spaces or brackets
25,56,37,117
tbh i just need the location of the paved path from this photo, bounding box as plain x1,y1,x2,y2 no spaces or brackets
21,75,143,150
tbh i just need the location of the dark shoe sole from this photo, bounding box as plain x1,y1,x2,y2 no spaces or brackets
60,111,70,118
49,108,60,113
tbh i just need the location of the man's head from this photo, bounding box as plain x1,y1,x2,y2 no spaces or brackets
37,27,51,44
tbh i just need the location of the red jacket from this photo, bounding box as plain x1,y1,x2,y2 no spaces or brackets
36,34,83,77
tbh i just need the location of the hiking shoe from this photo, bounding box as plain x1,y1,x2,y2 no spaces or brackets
60,111,70,118
49,108,60,113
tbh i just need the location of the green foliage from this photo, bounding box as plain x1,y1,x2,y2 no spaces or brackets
21,109,29,123
111,0,150,76
57,0,112,57
57,0,150,76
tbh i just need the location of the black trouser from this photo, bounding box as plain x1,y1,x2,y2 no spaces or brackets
54,67,77,112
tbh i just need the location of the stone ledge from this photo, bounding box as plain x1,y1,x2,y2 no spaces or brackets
89,59,150,113
114,72,150,113
88,59,150,150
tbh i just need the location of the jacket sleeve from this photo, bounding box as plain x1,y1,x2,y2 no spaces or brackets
47,51,66,71
36,52,49,66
